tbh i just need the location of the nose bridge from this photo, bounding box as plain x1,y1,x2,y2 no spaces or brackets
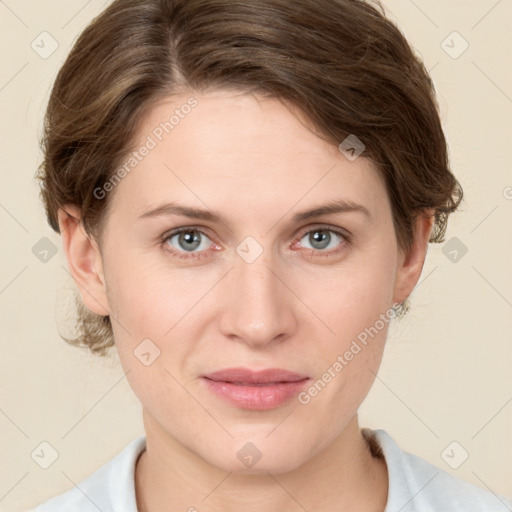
219,241,296,345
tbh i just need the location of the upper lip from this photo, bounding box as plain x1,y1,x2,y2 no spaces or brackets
202,367,309,384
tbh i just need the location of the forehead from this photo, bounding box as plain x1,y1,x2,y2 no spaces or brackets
139,90,340,159
105,90,388,224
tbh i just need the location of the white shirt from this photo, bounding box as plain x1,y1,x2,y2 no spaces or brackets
32,428,512,512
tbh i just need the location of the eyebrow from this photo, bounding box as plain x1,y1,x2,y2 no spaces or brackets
137,199,371,224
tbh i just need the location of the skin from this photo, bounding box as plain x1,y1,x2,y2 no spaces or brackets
58,90,434,512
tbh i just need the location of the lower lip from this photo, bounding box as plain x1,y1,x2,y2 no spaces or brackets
202,377,310,410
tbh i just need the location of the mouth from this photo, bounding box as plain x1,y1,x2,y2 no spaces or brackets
201,367,310,410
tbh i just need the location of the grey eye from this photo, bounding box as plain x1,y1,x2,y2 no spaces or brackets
300,229,343,251
167,230,212,253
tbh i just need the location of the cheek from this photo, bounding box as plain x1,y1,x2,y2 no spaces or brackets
304,245,397,340
104,256,220,380
103,253,188,332
296,241,397,400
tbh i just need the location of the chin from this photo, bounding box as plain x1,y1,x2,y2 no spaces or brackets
196,436,314,476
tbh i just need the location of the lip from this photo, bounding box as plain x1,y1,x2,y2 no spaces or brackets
201,367,310,410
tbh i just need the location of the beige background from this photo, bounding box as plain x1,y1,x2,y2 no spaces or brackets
1,0,511,510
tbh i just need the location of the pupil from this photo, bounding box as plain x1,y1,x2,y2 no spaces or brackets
180,231,201,251
311,230,330,249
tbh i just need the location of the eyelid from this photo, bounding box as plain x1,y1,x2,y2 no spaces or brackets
291,224,351,257
162,223,351,242
161,225,214,242
160,226,215,247
160,223,351,259
295,223,351,242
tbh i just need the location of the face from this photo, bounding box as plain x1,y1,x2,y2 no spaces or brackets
62,90,430,474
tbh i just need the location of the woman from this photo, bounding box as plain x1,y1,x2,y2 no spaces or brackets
32,0,512,510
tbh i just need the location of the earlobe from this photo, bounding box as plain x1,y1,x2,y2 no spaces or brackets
392,212,435,305
57,205,110,317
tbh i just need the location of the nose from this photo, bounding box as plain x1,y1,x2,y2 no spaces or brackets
218,248,298,348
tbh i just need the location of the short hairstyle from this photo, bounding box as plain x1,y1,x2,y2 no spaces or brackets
36,0,463,356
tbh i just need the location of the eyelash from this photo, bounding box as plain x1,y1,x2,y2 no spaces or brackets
160,225,351,261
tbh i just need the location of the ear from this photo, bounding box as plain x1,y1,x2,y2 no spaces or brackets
57,204,110,316
393,211,435,305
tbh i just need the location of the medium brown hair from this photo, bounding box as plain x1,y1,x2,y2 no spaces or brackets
36,0,463,356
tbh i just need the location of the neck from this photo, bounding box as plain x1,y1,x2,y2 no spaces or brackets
135,411,388,512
